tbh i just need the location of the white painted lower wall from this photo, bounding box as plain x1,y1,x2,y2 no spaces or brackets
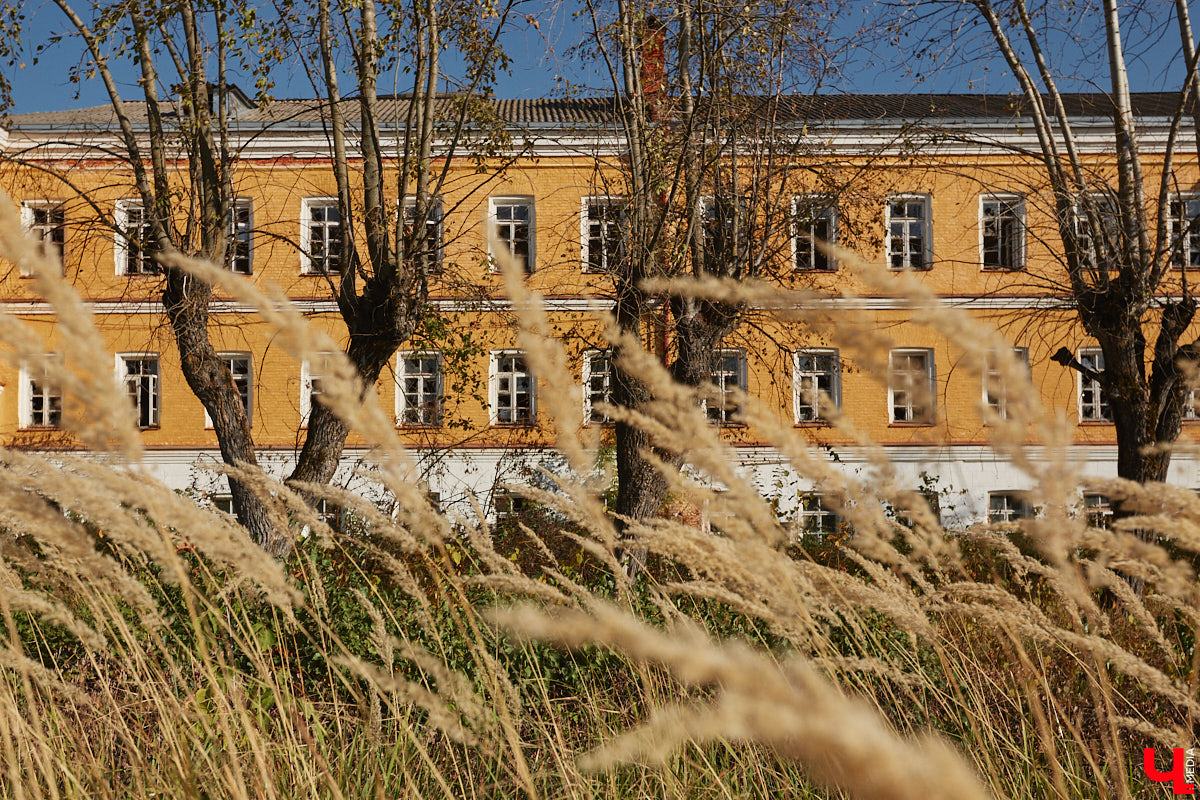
105,441,1200,528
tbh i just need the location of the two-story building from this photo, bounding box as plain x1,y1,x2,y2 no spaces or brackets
2,92,1197,526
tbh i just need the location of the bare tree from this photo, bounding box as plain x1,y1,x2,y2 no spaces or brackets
33,0,290,551
581,0,844,525
894,0,1200,490
0,0,516,555
285,0,518,494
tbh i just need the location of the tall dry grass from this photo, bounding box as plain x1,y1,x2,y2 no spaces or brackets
0,193,1194,799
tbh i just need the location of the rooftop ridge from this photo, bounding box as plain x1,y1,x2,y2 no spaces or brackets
2,90,1187,130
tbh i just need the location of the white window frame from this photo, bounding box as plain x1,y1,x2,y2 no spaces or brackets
1077,347,1111,422
20,200,65,274
983,346,1029,421
300,352,336,425
489,350,536,425
980,194,1025,271
794,493,840,536
1169,195,1200,270
582,349,614,425
300,197,342,275
581,196,626,273
312,498,341,527
489,196,535,273
1074,193,1118,271
1184,382,1200,421
699,194,744,269
1082,492,1113,528
888,348,935,424
402,195,444,274
792,196,836,271
885,194,931,271
205,353,252,429
493,489,531,522
987,491,1032,524
707,348,748,425
18,355,63,429
117,353,161,429
395,350,443,426
792,348,840,423
227,198,253,274
114,199,156,276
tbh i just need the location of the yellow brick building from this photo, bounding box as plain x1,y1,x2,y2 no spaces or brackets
2,93,1197,524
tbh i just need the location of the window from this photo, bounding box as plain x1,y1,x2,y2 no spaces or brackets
583,349,614,424
312,498,341,527
983,347,1029,420
1078,347,1111,422
793,349,839,423
1083,492,1112,528
707,349,747,425
21,201,65,271
981,195,1024,270
1074,193,1119,271
301,198,342,274
889,349,935,423
491,351,535,425
794,494,840,536
490,197,534,273
119,355,160,429
987,492,1032,523
19,356,62,429
700,195,741,271
212,495,235,515
793,197,836,271
493,490,532,522
403,196,443,274
396,351,442,426
115,199,156,275
1170,196,1200,269
582,198,626,273
886,195,930,270
301,352,335,424
205,354,252,428
227,199,252,274
1185,384,1200,421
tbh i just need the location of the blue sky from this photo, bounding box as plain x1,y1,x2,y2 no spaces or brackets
4,0,1199,112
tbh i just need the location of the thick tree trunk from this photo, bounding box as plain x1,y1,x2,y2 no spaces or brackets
286,307,418,489
614,422,671,522
1111,406,1169,485
1100,325,1173,493
162,272,288,554
612,282,671,529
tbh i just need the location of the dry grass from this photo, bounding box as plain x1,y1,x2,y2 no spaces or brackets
0,195,1194,799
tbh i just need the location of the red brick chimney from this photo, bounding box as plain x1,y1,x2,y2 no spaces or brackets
640,14,667,121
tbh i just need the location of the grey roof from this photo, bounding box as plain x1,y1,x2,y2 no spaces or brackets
3,95,624,131
774,92,1184,122
3,92,1187,132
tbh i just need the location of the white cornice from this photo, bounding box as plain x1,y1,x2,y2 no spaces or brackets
0,294,1074,316
2,118,1193,161
0,130,629,162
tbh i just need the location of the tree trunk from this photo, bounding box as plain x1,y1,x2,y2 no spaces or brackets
612,278,671,529
1102,329,1171,492
162,272,288,554
286,320,414,488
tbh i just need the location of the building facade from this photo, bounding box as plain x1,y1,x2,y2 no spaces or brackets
2,93,1198,526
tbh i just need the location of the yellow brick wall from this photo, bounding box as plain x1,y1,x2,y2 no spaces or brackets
3,149,1199,452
